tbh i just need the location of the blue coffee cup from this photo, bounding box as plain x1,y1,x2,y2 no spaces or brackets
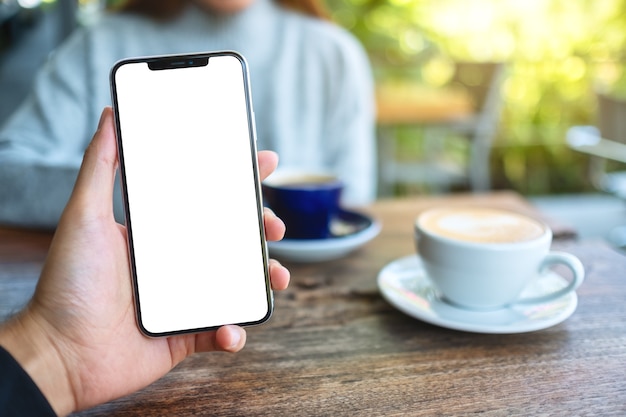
262,171,343,240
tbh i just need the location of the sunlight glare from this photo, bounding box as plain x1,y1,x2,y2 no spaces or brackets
422,57,454,87
400,30,426,54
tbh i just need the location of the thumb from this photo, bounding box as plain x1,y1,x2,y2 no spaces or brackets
66,107,118,220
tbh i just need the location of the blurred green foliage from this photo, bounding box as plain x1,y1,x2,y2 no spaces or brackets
327,0,626,195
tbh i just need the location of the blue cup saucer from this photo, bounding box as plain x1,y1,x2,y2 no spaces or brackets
267,209,381,263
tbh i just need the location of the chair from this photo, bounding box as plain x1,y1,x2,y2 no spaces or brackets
377,61,506,196
566,92,626,249
566,93,626,197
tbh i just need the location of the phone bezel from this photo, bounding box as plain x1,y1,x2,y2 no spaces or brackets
110,51,272,337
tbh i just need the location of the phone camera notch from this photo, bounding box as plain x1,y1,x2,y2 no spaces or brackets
148,57,209,71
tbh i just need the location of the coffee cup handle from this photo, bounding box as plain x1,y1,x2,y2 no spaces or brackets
516,251,585,305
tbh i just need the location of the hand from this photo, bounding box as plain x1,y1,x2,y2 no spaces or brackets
0,107,290,416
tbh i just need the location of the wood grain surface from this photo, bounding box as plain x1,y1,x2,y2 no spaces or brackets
1,192,624,416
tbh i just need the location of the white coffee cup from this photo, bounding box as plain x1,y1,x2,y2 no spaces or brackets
414,207,585,310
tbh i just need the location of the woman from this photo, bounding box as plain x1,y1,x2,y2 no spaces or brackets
0,0,376,228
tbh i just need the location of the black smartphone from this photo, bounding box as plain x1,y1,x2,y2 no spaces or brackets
110,51,272,337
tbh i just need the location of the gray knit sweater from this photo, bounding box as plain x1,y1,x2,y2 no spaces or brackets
0,0,376,228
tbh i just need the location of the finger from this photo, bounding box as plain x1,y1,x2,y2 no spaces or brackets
191,325,246,353
257,150,278,181
215,325,246,352
263,207,285,242
269,259,290,291
67,107,117,218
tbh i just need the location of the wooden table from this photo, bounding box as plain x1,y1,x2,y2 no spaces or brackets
1,192,625,416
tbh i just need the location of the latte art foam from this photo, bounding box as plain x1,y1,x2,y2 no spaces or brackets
418,208,545,243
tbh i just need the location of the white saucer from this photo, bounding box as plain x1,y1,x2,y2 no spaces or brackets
267,210,381,263
377,255,578,334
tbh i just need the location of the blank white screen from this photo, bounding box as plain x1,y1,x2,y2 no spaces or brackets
113,54,270,335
